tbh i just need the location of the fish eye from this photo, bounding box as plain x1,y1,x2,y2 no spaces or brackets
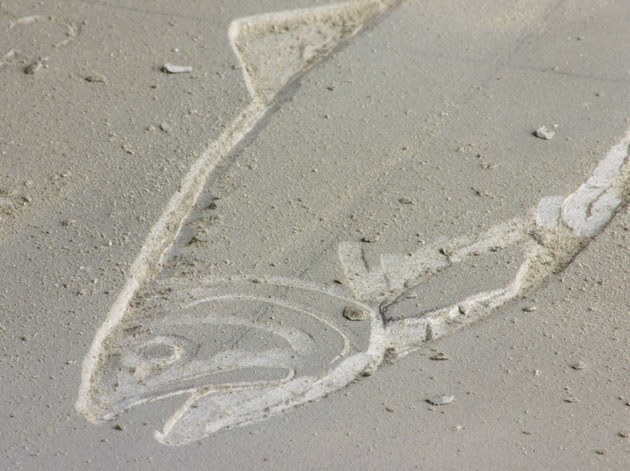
134,335,191,367
139,343,176,362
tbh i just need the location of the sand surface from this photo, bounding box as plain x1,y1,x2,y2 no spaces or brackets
2,0,630,468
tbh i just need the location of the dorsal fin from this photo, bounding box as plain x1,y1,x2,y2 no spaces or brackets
229,0,386,103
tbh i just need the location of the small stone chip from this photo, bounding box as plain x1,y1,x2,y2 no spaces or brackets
361,364,376,377
426,395,454,406
113,424,124,431
24,60,43,75
343,306,368,321
85,74,106,83
618,431,630,438
162,63,192,74
398,197,414,205
429,352,448,361
534,126,555,140
595,449,607,455
522,306,537,312
361,234,380,243
160,122,173,133
570,361,587,370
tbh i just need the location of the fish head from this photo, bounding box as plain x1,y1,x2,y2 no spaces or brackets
78,277,386,444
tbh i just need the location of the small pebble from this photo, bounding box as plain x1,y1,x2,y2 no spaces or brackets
471,186,488,197
385,406,395,413
534,126,555,140
595,449,606,455
343,306,368,321
361,235,379,243
522,306,537,312
570,361,587,370
24,60,43,75
429,352,448,361
162,63,193,74
398,197,414,205
361,364,376,377
160,122,173,133
427,395,454,406
618,431,630,438
113,424,124,431
84,74,106,83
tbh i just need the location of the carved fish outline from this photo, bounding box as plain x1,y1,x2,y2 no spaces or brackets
75,0,630,445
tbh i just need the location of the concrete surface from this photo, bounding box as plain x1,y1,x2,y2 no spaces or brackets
1,0,630,469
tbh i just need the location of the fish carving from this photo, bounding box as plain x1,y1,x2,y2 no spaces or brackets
76,0,630,446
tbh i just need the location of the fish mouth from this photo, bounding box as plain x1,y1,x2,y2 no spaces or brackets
94,365,297,422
